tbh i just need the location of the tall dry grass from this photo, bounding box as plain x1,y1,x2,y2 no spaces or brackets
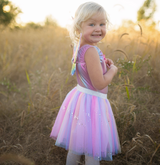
0,23,160,165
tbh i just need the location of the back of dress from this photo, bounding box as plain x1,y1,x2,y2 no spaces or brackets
50,44,121,162
76,44,108,94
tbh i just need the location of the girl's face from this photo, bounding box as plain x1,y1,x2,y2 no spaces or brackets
80,12,107,46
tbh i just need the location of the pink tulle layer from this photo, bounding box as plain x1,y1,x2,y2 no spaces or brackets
50,87,121,161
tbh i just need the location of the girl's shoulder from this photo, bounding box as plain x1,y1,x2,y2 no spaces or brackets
79,44,94,51
78,44,94,60
79,44,102,54
78,44,104,62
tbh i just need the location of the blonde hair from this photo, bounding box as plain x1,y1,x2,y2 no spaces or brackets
69,2,109,43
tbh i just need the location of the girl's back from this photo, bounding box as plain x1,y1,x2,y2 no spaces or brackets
76,44,108,94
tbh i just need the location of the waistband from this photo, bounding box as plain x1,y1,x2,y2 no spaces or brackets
76,84,107,99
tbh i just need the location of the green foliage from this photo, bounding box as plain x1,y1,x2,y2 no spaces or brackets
117,55,151,76
125,86,130,100
115,55,152,100
25,70,31,85
0,77,19,93
0,0,21,26
137,0,156,22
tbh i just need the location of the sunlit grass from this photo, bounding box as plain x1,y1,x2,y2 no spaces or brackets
0,23,160,164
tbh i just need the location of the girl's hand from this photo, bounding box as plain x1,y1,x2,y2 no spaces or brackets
105,58,114,69
109,64,118,75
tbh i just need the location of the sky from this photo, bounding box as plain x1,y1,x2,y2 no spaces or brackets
10,0,160,28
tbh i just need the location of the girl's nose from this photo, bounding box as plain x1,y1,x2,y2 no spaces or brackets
95,25,101,31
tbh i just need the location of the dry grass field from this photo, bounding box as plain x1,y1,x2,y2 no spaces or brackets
0,23,160,165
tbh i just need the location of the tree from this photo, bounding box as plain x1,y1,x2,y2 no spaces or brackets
25,22,42,29
137,0,156,21
0,0,21,26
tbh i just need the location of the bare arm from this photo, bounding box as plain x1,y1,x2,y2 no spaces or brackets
85,47,118,90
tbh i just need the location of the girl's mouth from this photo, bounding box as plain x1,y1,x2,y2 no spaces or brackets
92,34,102,36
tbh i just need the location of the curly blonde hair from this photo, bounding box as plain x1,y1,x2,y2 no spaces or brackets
69,2,110,43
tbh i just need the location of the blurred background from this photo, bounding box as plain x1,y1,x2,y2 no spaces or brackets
0,0,160,165
1,0,160,29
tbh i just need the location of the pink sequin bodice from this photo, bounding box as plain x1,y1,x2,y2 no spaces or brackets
76,44,108,94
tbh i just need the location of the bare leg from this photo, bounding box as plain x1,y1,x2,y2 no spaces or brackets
66,151,81,165
85,155,100,165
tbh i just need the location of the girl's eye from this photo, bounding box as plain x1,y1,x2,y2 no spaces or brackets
100,23,105,26
89,24,94,26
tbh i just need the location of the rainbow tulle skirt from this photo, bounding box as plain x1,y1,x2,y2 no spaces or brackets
50,85,121,161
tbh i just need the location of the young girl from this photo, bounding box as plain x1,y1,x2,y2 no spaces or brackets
50,2,121,165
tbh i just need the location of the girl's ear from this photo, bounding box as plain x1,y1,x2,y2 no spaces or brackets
76,28,81,34
76,30,82,38
77,25,82,33
76,30,80,34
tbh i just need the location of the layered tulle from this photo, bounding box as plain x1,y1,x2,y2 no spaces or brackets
50,87,121,161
